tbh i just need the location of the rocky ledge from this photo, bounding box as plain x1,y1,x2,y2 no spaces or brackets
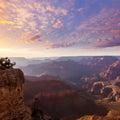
0,69,31,120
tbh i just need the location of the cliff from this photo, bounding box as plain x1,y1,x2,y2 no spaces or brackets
0,69,31,120
100,60,120,80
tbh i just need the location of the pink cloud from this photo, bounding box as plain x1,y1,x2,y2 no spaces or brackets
78,7,86,13
95,36,120,48
46,41,76,49
50,8,120,49
111,30,120,34
46,5,68,16
53,20,64,29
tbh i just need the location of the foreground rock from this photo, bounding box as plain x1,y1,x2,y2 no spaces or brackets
77,110,120,120
0,69,31,120
77,115,120,120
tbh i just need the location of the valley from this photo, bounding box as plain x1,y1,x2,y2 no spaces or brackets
13,56,120,120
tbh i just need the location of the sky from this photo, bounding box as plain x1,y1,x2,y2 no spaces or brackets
0,0,120,57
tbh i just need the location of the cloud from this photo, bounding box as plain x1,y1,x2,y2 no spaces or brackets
46,41,76,49
111,30,120,34
95,36,120,48
0,20,14,25
62,8,120,49
30,32,42,42
0,1,67,29
0,0,120,50
46,5,68,16
53,19,64,29
30,2,68,16
77,8,120,32
70,8,120,49
0,3,6,8
18,30,42,44
0,0,69,45
78,7,86,13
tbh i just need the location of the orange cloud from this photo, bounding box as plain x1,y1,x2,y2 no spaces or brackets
0,20,14,25
53,20,64,29
19,31,42,44
0,3,6,8
46,5,55,12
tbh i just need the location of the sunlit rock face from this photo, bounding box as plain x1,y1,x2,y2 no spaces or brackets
0,69,31,120
77,115,119,120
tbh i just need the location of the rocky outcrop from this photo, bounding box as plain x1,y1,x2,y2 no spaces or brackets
82,60,120,102
77,109,120,120
0,69,31,120
100,60,120,80
90,81,120,102
91,82,104,95
77,115,119,120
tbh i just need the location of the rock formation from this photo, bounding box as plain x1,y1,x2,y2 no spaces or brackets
100,60,120,80
0,69,31,120
77,115,119,120
80,59,120,102
77,109,120,120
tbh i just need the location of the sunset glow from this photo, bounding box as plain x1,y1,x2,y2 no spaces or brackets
0,0,120,57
